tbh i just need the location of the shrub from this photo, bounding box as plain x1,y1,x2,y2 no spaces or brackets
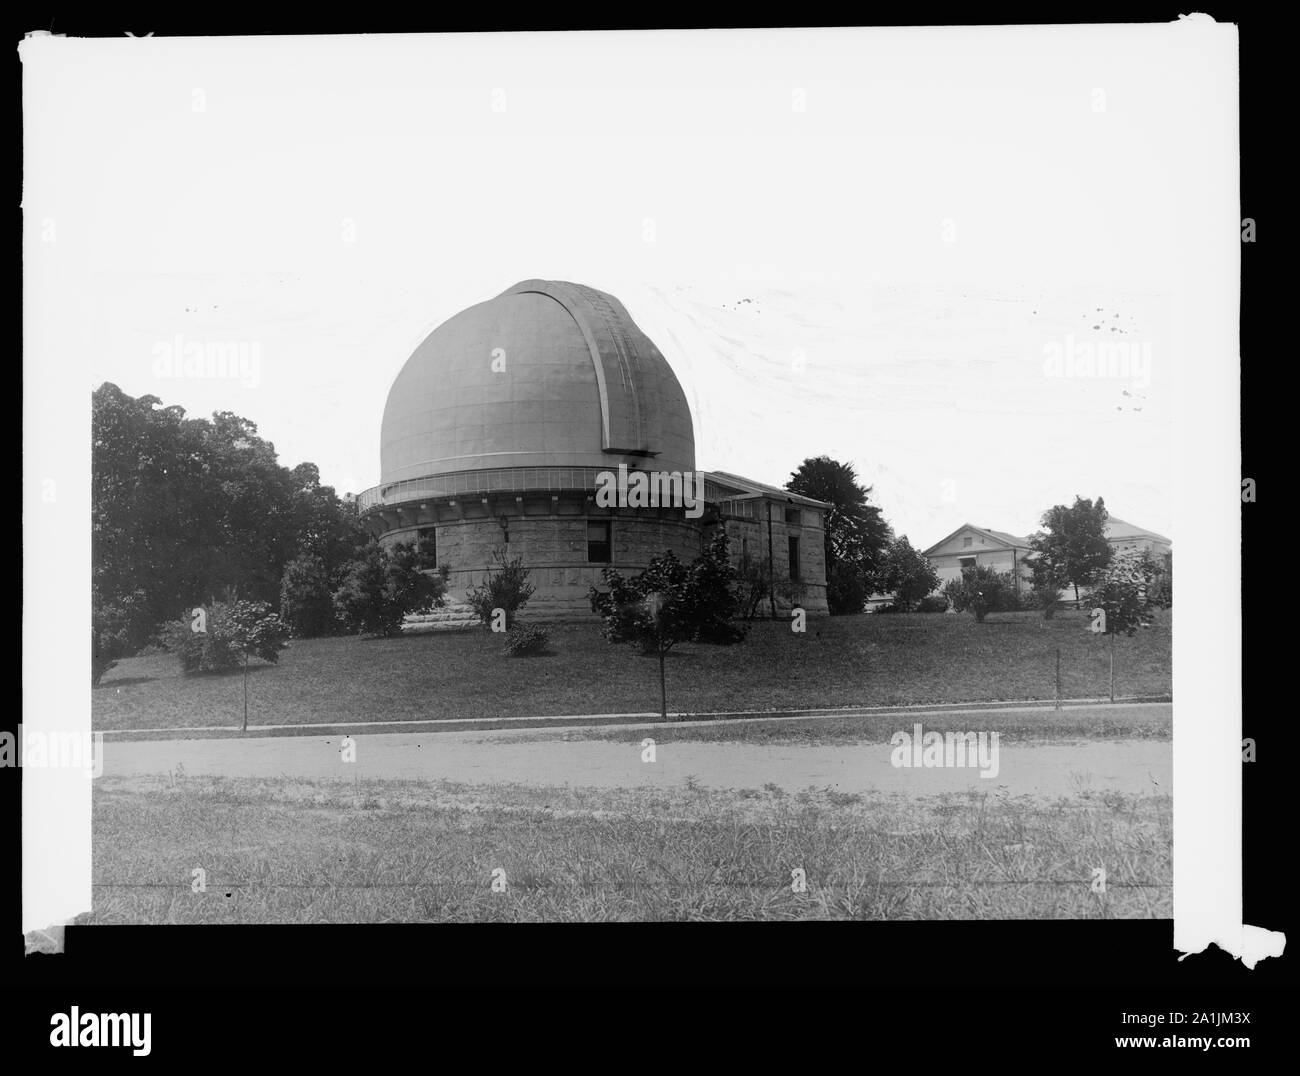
1090,551,1160,636
466,549,536,629
502,622,550,656
773,578,807,614
279,553,338,638
589,532,746,649
915,595,949,613
1024,551,1067,619
333,543,447,637
91,590,155,684
1141,549,1172,609
942,566,1013,623
734,551,773,620
161,600,290,675
826,561,868,616
872,603,900,614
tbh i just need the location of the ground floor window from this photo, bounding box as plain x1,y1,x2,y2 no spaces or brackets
788,536,801,580
415,527,437,568
587,520,611,563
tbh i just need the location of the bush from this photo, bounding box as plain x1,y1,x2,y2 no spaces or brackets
502,622,550,656
872,603,900,614
773,578,807,614
915,595,949,613
826,561,868,615
942,566,1013,623
91,591,155,684
1091,551,1160,636
279,554,338,638
466,549,536,629
1141,549,1172,609
589,531,747,652
734,552,772,620
333,543,447,637
160,600,290,675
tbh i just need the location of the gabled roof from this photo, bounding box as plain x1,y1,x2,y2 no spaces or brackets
1105,516,1172,544
704,470,831,508
922,523,1032,557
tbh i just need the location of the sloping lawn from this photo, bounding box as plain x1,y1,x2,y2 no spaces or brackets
93,608,1171,732
96,605,1175,732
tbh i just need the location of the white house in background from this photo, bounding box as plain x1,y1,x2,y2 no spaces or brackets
920,516,1172,607
1104,517,1172,559
922,524,1033,596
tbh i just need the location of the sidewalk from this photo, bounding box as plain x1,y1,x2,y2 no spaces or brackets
98,694,1173,741
97,706,1174,796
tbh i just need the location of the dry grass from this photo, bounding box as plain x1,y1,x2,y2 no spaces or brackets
84,772,1171,922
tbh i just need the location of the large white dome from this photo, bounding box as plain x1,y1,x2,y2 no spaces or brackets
380,280,696,485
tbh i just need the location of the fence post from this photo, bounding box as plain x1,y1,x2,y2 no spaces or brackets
1109,631,1116,703
1055,647,1061,710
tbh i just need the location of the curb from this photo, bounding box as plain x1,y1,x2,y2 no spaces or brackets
98,694,1173,743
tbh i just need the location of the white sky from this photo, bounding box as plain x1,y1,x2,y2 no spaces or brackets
25,21,1229,544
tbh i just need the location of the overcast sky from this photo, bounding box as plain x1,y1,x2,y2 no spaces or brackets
25,20,1234,544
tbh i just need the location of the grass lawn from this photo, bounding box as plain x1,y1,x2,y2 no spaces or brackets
85,773,1171,922
94,608,1171,732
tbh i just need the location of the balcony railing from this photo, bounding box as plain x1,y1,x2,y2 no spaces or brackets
356,467,612,512
355,467,777,514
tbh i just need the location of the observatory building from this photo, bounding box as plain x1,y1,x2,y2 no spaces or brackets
357,279,829,618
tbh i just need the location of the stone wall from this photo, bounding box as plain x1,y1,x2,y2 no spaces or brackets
380,512,705,619
375,498,829,619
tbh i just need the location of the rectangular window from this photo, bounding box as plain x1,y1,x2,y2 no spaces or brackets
784,507,801,526
587,520,611,563
416,527,437,568
788,536,801,580
962,536,973,548
959,556,976,572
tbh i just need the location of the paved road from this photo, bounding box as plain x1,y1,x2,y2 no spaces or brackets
99,722,1171,798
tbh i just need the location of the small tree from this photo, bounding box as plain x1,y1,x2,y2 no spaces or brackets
160,600,289,730
589,532,745,719
1024,552,1067,620
466,549,536,629
279,553,337,638
1089,551,1160,701
162,600,289,673
332,542,447,637
943,566,1013,623
878,536,941,612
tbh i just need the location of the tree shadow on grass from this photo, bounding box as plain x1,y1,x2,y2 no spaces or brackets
187,663,279,678
94,676,156,689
